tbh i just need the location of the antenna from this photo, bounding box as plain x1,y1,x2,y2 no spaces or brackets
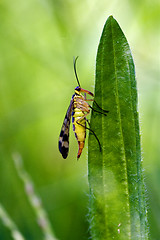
73,56,81,87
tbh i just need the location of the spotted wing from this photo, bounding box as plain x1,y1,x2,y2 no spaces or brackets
59,99,73,159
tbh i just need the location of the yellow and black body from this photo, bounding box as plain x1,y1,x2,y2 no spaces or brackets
58,57,108,160
72,87,93,158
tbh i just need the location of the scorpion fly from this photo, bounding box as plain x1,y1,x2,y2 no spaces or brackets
59,56,109,160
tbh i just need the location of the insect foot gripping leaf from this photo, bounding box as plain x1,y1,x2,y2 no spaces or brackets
88,16,149,240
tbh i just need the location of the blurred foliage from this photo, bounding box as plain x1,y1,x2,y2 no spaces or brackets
0,0,159,239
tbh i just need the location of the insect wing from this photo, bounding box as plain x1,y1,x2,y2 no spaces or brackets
59,99,73,159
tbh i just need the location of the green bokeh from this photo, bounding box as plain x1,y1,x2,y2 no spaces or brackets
0,0,159,239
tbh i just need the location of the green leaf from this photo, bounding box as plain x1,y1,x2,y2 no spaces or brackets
88,16,149,239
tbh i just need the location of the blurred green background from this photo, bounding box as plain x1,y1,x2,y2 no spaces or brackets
0,0,159,239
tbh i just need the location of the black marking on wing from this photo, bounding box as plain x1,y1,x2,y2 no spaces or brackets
59,98,73,159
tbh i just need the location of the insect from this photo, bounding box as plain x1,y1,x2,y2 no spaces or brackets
59,56,108,160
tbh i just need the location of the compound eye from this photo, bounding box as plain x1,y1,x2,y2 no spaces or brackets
75,86,81,91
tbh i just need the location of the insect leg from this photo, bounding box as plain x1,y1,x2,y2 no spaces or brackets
89,105,107,116
77,120,102,152
85,118,90,127
84,99,93,101
76,114,102,152
76,112,90,126
86,125,102,152
82,92,109,113
92,100,109,113
84,98,109,113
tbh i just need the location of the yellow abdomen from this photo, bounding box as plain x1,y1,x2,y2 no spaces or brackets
72,108,86,142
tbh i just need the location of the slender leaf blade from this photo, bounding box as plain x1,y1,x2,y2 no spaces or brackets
88,16,149,239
